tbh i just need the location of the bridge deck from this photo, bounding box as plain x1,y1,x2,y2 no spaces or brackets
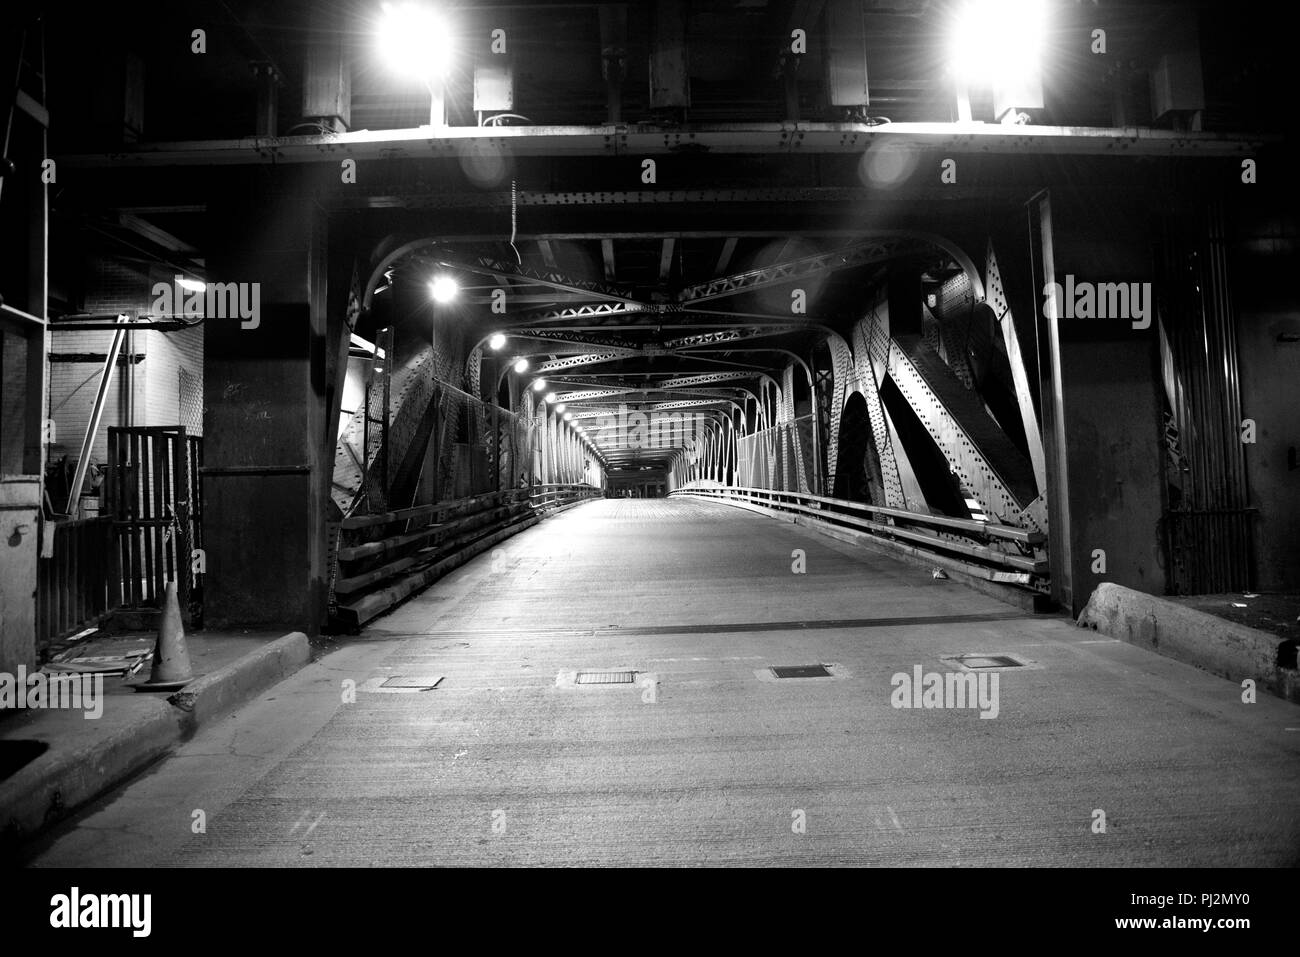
31,499,1300,866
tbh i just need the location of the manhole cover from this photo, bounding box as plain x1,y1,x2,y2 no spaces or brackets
381,675,444,689
575,671,635,684
954,655,1021,670
771,664,832,679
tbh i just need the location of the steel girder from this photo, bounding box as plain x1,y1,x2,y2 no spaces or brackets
886,336,1039,528
664,325,803,348
429,252,642,304
62,123,1269,171
534,352,633,373
986,240,1048,521
655,371,757,388
677,236,934,303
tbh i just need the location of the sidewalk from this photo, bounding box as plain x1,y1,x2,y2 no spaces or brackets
1079,583,1300,703
0,629,311,858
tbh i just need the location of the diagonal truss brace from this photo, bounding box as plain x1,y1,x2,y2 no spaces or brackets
677,236,934,303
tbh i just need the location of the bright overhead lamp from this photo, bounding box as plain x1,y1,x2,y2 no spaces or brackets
488,332,507,350
545,392,557,403
555,403,566,413
532,378,547,391
428,275,459,303
513,358,529,374
563,412,573,421
377,2,454,79
948,0,1046,120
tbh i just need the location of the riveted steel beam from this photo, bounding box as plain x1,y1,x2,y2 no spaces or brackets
429,252,642,304
60,123,1269,170
678,235,933,303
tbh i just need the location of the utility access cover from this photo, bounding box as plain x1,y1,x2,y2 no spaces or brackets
576,671,636,684
771,664,832,679
381,675,445,690
953,655,1022,670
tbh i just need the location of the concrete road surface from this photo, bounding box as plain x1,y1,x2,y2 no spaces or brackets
27,498,1300,866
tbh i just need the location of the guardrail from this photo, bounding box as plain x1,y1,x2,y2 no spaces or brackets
528,483,603,511
37,516,117,651
671,483,1048,589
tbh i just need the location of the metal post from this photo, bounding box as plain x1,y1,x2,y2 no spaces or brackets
65,324,126,515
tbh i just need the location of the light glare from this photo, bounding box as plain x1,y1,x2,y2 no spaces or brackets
949,0,1046,88
377,2,454,79
429,275,459,303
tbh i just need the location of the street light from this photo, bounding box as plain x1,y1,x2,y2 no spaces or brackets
948,0,1046,122
488,332,507,350
428,275,459,303
545,392,557,404
532,378,547,392
376,2,456,126
513,358,529,374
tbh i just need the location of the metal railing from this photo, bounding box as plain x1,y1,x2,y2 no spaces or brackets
37,516,116,650
671,482,1047,586
528,483,603,511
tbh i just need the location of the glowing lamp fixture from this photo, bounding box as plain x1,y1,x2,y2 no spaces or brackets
488,332,507,350
513,358,529,374
377,2,454,79
428,275,459,303
532,378,547,392
948,0,1046,120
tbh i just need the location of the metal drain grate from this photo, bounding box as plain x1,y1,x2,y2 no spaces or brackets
954,655,1021,670
771,664,832,679
576,671,636,685
381,675,445,689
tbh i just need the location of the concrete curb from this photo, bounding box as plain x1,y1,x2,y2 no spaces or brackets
0,700,182,849
0,631,312,854
168,632,311,726
1078,583,1300,703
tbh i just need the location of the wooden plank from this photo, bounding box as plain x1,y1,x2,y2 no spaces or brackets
128,432,141,606
150,430,165,598
340,489,510,530
337,514,539,627
335,505,524,594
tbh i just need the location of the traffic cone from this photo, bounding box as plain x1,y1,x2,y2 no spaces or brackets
134,581,195,691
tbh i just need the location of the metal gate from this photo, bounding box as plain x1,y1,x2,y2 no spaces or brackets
105,426,203,620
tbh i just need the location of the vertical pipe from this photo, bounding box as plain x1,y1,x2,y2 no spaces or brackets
66,326,126,516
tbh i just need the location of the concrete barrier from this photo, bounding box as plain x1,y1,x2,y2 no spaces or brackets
169,631,311,726
0,699,182,853
1078,582,1300,703
1,631,313,857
